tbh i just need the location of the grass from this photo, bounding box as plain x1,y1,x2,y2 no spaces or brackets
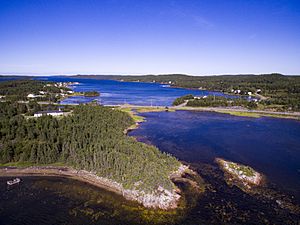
132,114,144,122
217,110,261,118
227,162,255,177
136,107,175,113
216,110,300,120
118,107,145,123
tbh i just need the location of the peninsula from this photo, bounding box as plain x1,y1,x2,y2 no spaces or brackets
0,79,189,209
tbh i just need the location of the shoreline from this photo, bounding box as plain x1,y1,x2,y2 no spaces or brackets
179,106,300,120
116,105,300,120
0,164,188,210
0,166,123,194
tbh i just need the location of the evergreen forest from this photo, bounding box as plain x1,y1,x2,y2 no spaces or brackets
0,102,180,192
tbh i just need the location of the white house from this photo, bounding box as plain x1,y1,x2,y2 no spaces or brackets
27,94,38,98
34,110,64,117
247,92,252,96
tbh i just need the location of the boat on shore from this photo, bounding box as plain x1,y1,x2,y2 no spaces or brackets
7,178,21,186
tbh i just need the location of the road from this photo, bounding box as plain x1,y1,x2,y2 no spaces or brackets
119,104,300,117
11,100,300,118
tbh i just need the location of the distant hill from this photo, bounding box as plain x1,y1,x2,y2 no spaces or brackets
72,73,300,111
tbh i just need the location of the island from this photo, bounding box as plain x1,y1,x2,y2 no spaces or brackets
83,91,100,97
216,158,263,188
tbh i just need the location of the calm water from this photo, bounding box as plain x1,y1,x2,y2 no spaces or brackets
36,76,237,106
129,111,300,201
0,176,184,225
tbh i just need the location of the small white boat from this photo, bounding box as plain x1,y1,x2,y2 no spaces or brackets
7,178,21,186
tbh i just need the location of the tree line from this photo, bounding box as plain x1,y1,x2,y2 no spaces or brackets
0,79,70,102
173,94,257,109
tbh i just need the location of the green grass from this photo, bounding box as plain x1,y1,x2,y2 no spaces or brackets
227,162,255,177
217,110,261,118
216,110,300,120
136,107,175,113
118,107,145,123
132,114,144,123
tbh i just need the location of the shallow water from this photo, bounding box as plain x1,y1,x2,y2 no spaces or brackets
129,111,300,201
0,176,191,225
128,111,300,224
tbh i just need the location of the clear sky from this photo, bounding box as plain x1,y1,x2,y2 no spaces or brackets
0,0,299,75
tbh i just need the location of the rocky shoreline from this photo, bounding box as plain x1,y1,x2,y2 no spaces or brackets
0,164,189,210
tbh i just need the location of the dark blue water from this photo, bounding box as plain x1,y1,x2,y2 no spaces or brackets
36,76,237,106
129,111,300,201
0,76,26,82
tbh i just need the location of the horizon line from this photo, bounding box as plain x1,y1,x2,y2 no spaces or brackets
0,72,299,77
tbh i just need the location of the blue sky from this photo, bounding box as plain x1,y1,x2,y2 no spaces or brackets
0,0,299,75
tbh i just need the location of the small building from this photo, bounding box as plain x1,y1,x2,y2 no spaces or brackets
256,89,262,94
247,91,252,96
34,110,64,117
27,93,38,98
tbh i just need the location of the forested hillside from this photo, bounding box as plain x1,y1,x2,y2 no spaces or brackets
0,80,70,101
0,103,180,192
185,96,257,109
